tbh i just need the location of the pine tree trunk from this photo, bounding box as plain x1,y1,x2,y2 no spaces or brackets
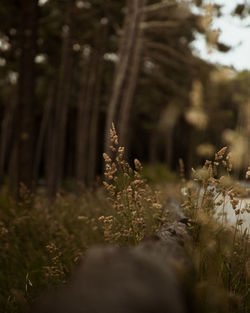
87,23,108,185
75,52,95,185
165,127,173,169
118,1,145,149
0,99,16,185
76,23,108,187
149,130,158,163
104,0,145,155
47,0,74,198
11,0,38,196
33,83,55,184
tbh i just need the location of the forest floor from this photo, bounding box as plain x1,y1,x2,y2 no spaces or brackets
0,153,249,313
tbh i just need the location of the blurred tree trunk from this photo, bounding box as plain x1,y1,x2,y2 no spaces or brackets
87,22,108,185
165,127,173,169
0,99,16,185
118,1,145,150
86,58,101,186
11,0,38,196
33,83,56,184
149,130,158,163
75,49,94,185
76,22,107,187
47,0,74,198
104,0,145,154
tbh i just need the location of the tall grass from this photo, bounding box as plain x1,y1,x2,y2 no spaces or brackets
0,188,107,312
181,147,250,313
100,123,166,244
0,133,249,313
0,124,166,312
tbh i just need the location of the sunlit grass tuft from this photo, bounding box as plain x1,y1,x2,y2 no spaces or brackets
100,123,166,244
181,147,250,313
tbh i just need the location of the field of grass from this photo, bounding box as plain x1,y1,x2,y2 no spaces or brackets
0,129,249,313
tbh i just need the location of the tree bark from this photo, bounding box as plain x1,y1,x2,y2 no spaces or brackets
33,83,55,184
118,8,144,149
165,127,173,169
75,51,94,185
75,23,108,187
11,0,38,196
47,0,74,198
149,130,158,163
0,99,16,185
87,23,108,185
104,0,146,154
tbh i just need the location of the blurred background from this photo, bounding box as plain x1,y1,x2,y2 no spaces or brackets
0,0,249,198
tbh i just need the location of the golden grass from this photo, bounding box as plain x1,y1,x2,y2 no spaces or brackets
0,131,249,313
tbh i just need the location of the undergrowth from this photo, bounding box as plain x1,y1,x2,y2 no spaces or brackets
181,147,250,313
0,124,166,312
0,130,249,313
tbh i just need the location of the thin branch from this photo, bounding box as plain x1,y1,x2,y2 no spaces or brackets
145,41,194,64
141,21,178,30
146,50,183,70
143,2,177,15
